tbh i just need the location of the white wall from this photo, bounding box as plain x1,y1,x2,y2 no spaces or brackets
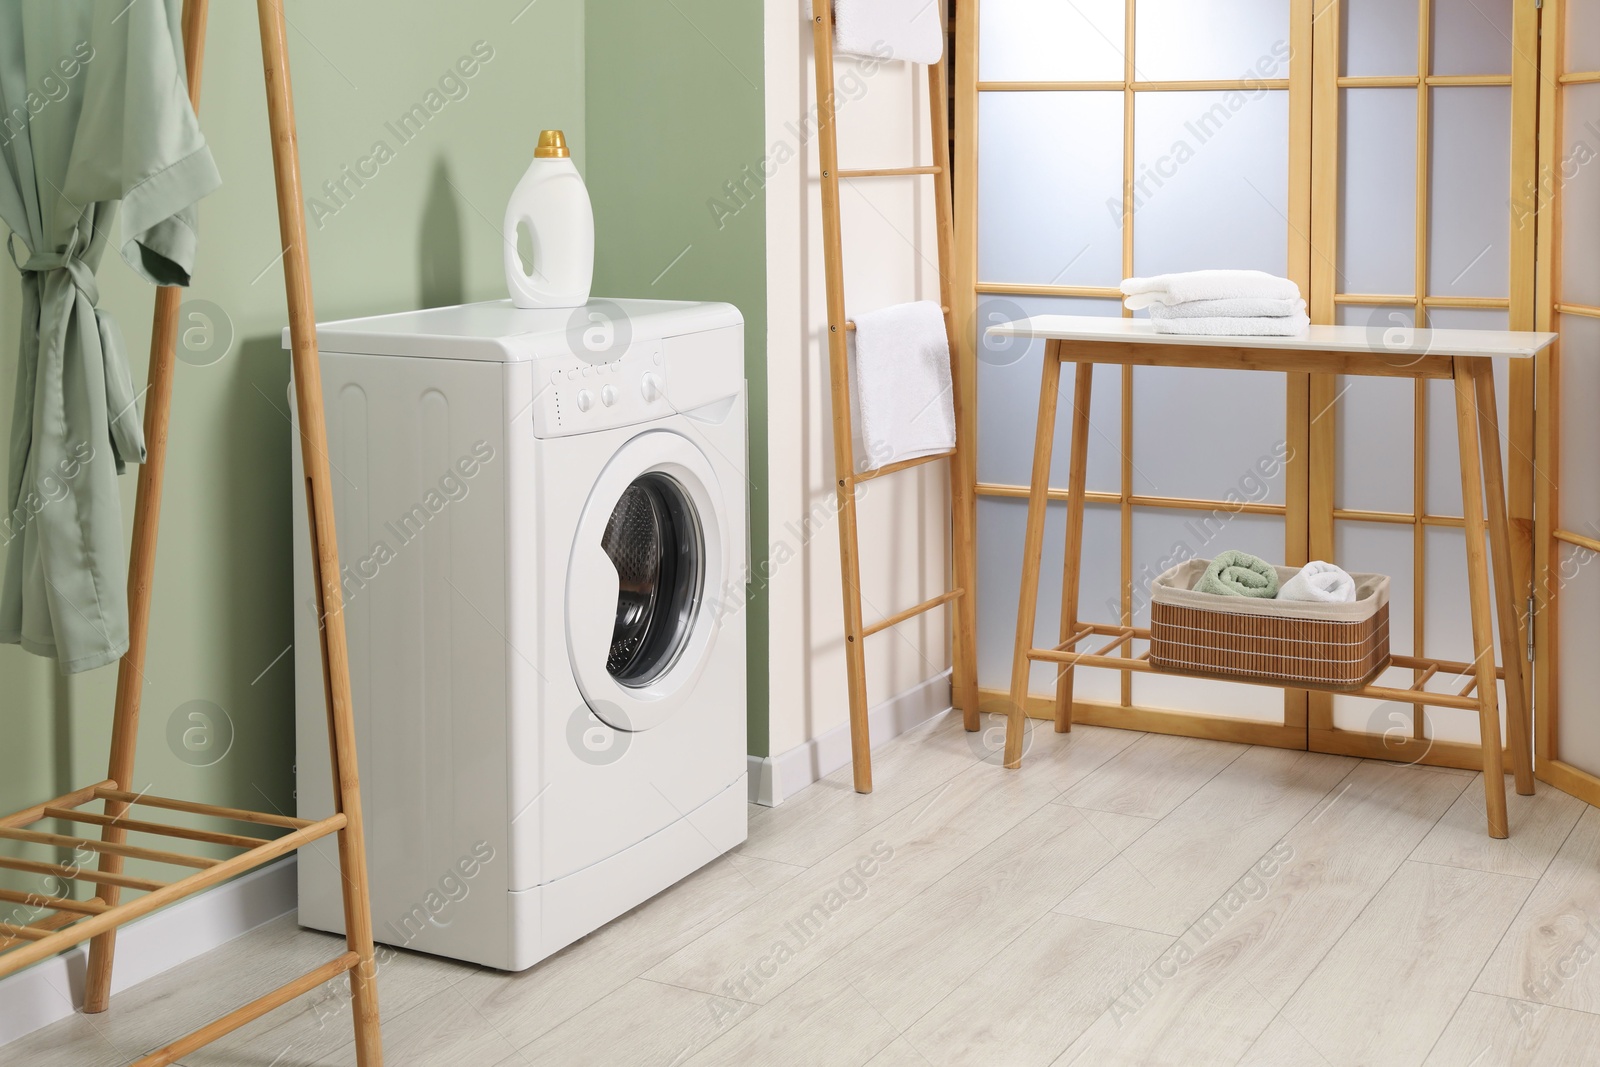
762,0,953,759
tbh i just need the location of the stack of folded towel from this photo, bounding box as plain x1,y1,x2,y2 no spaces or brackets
1121,270,1310,337
1197,552,1356,604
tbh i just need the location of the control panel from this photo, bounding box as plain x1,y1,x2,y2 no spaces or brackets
533,338,668,438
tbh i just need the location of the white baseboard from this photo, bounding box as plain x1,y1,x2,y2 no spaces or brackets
0,856,298,1048
748,669,953,806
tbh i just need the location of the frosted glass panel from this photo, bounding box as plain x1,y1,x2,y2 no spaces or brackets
1130,510,1286,719
1339,89,1416,295
1131,91,1290,277
1332,371,1414,515
1429,88,1511,298
1569,1,1600,74
1131,366,1288,503
1557,543,1600,778
980,0,1126,82
1431,0,1512,76
1343,0,1418,76
976,497,1124,699
1561,85,1600,307
1135,0,1292,82
975,296,1124,493
1559,313,1600,531
1332,306,1416,518
978,92,1124,287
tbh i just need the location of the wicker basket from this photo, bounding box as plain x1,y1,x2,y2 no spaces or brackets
1149,559,1391,690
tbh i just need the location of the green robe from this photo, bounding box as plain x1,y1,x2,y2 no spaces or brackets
0,0,220,672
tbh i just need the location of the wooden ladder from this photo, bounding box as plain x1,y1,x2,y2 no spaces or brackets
810,0,978,793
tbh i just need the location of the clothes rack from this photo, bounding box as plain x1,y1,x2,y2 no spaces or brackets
0,2,384,1063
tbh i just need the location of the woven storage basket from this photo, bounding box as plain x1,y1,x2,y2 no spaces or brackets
1149,559,1391,690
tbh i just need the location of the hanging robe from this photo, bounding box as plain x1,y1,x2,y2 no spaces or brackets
0,0,220,672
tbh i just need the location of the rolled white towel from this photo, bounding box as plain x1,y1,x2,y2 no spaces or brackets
1279,561,1357,603
1121,270,1302,310
1148,296,1306,319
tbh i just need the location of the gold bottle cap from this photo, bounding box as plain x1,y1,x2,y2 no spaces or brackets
535,130,570,159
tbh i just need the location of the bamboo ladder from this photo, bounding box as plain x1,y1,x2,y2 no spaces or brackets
810,0,979,793
0,2,384,1063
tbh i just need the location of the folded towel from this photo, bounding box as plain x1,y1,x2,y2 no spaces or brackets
1149,310,1311,338
1195,551,1281,598
833,0,944,64
1147,296,1306,319
1121,270,1302,310
1279,560,1357,603
850,301,956,470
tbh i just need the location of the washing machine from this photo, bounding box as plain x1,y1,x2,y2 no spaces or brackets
289,298,748,971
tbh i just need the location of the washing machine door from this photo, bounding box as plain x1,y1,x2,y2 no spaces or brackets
567,430,725,732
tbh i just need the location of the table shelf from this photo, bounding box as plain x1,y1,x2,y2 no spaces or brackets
1031,622,1505,710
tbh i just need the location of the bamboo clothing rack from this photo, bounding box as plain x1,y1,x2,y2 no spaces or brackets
810,0,979,793
0,2,384,1064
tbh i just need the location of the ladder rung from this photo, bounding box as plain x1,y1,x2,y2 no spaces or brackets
844,306,951,332
863,589,965,638
836,165,943,178
853,450,957,483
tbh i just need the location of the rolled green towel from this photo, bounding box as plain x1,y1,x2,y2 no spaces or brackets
1195,551,1280,598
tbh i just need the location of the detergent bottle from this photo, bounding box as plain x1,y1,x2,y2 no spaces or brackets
502,130,594,309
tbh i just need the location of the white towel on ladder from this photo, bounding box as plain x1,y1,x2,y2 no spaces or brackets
850,301,956,471
833,0,944,64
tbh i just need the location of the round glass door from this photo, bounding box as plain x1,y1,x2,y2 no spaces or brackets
602,473,705,687
566,431,726,732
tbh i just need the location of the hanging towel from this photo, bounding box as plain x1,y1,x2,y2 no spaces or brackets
1147,296,1305,319
850,301,956,471
1195,551,1281,598
0,0,221,673
833,0,944,64
1279,561,1358,603
1148,306,1311,338
1121,270,1302,310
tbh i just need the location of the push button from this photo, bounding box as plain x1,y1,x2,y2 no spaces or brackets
601,385,618,407
577,389,595,413
641,373,662,403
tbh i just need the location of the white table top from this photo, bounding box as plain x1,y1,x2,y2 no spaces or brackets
986,315,1558,359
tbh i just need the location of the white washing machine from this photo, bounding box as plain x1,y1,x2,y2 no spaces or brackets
290,298,748,971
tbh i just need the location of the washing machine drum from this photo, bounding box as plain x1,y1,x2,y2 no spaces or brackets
567,431,725,731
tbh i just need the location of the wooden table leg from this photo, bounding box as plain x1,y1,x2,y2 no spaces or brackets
1454,358,1510,839
1053,362,1095,733
1005,342,1064,767
1471,360,1536,796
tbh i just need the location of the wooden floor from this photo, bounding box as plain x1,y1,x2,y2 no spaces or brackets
8,712,1600,1066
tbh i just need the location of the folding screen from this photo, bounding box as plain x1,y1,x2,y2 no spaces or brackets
1535,0,1600,807
956,0,1554,773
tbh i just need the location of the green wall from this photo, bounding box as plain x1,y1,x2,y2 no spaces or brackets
0,0,586,886
585,0,770,755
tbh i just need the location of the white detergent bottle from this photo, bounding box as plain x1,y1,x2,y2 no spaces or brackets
503,129,594,309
